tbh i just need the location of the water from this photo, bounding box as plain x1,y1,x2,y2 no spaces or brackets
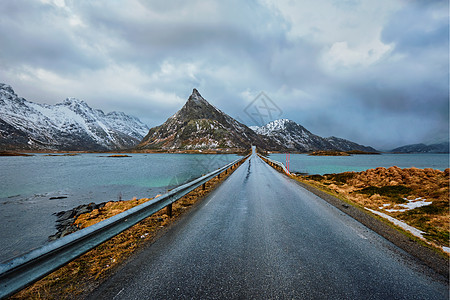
2,152,448,262
269,153,449,175
0,153,239,262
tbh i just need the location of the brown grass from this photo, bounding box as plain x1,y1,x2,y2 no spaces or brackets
10,159,246,300
299,166,449,248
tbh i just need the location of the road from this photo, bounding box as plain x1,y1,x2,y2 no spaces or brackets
88,151,448,299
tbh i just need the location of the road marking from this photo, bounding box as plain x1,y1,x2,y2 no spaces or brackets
348,225,368,240
113,288,125,299
205,194,216,207
357,233,368,240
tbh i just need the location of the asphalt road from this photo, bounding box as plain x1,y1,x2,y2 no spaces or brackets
88,152,449,299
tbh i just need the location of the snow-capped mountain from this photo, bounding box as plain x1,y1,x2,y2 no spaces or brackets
255,119,377,152
137,90,375,153
137,89,276,151
0,83,149,151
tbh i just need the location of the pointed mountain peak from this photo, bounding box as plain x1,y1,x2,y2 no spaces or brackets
137,88,268,151
188,88,207,104
174,89,222,122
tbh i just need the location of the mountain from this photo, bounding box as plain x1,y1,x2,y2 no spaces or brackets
391,142,449,153
0,83,149,151
137,89,376,153
137,89,276,151
253,119,377,152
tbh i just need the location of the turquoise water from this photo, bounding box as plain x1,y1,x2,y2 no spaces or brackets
1,152,448,262
268,153,449,175
0,153,239,262
0,153,239,200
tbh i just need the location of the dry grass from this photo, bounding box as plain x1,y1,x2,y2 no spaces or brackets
298,167,449,248
10,159,245,300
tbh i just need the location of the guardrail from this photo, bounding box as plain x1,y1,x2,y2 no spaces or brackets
258,154,291,175
0,155,249,299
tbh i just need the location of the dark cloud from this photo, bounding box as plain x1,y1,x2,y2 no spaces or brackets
0,0,447,150
0,1,106,74
381,0,448,53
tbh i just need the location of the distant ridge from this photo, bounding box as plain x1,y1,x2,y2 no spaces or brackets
391,142,449,153
252,119,377,152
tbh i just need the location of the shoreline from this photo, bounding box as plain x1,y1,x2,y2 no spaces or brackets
11,156,248,299
0,148,251,155
2,149,448,157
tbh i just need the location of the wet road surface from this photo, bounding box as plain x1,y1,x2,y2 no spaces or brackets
88,152,449,299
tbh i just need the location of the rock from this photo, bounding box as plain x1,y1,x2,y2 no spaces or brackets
49,196,68,200
49,201,109,241
57,210,75,221
75,206,91,216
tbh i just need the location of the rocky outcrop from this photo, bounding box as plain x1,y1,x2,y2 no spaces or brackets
49,202,106,241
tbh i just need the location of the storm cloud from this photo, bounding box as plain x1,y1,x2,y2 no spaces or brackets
0,0,448,150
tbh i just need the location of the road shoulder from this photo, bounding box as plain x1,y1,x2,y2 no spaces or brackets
277,169,449,281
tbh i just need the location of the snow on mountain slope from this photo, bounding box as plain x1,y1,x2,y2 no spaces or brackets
0,83,149,151
256,119,377,152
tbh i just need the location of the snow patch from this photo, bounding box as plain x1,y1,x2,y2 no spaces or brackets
365,208,426,239
256,119,291,135
380,197,432,212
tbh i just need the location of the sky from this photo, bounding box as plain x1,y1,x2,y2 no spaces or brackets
0,0,448,150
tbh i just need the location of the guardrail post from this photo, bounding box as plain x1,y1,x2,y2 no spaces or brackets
202,183,206,190
218,173,221,179
167,203,172,217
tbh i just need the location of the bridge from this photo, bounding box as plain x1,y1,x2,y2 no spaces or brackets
1,147,448,299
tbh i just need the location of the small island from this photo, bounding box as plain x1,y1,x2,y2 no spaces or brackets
44,153,79,156
308,150,380,156
308,151,350,156
0,151,33,156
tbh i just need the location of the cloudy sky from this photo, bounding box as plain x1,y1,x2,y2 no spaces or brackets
0,0,448,150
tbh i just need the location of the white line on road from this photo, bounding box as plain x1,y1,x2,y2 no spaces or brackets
113,288,124,299
204,194,217,207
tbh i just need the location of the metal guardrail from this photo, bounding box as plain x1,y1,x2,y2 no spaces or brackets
258,154,291,175
0,155,248,299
